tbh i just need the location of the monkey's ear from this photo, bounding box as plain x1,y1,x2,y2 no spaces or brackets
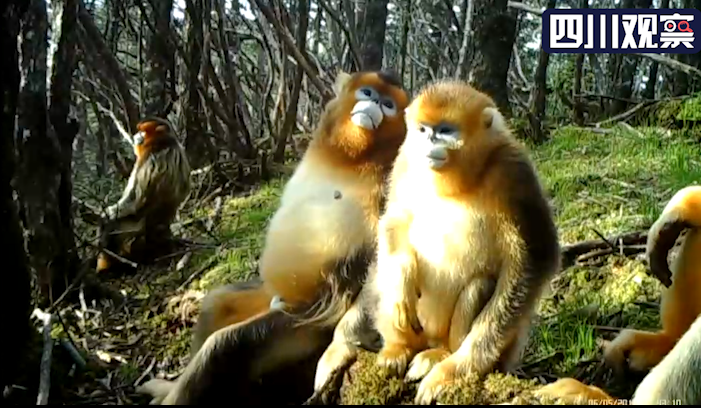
482,106,507,134
333,71,352,96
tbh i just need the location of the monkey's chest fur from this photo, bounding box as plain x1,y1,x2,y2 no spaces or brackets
407,199,504,345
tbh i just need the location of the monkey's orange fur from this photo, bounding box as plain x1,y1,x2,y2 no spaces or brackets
536,186,701,404
137,72,409,405
369,81,560,405
209,287,273,330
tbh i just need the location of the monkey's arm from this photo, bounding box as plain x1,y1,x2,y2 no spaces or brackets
106,165,140,219
447,166,559,376
106,154,163,220
374,209,421,335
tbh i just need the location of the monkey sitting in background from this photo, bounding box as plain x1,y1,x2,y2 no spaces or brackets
96,117,191,274
137,70,409,405
535,185,701,405
314,80,561,405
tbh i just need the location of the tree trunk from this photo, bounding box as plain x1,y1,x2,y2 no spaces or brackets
528,0,558,141
16,0,79,307
183,0,212,169
608,0,652,114
143,0,175,117
469,0,518,117
0,0,31,394
642,0,669,100
274,0,310,163
359,0,389,71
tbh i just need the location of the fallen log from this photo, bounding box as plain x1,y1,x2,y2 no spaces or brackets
560,230,648,270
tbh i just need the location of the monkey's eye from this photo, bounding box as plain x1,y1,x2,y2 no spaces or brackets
380,98,397,117
355,87,376,101
418,125,428,134
436,125,457,135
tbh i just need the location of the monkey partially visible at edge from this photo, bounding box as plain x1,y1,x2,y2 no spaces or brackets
313,80,561,405
137,70,410,405
535,185,701,405
96,117,192,274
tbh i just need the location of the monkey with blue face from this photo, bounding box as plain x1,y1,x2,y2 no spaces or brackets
137,70,409,405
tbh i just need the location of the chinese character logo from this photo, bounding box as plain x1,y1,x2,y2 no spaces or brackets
542,8,701,54
660,13,695,48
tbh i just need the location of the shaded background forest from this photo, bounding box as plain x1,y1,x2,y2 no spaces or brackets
3,0,701,405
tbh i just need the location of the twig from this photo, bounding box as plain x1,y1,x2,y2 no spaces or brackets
594,102,649,127
591,229,615,251
101,247,138,269
134,356,157,386
177,257,219,291
633,53,701,79
34,310,55,405
561,230,648,269
176,252,193,272
508,1,544,15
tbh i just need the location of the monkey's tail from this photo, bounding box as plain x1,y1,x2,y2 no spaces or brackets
647,186,701,287
292,248,374,329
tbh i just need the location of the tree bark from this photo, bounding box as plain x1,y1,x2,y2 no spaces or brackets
274,0,310,163
142,0,175,117
0,0,31,394
469,0,518,117
609,0,652,114
359,0,389,71
642,0,669,100
183,0,212,169
528,0,558,141
17,0,79,307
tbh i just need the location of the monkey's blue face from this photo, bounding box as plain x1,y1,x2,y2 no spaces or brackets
404,120,463,170
349,86,399,130
133,131,145,146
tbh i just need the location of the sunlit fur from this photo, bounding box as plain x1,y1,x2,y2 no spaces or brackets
538,186,701,405
258,71,409,327
367,80,560,405
137,71,409,405
96,116,191,273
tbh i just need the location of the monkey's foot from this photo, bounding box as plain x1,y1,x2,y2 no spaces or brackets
405,348,451,382
137,378,176,405
314,341,357,392
534,378,615,405
603,329,672,375
377,343,416,377
414,358,458,405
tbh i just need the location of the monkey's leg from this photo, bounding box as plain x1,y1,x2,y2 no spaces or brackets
534,378,616,405
190,280,273,354
415,266,547,404
374,213,424,377
405,277,496,383
313,286,377,395
604,329,676,375
631,313,701,405
153,309,333,405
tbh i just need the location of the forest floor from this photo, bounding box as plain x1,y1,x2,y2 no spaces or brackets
28,118,701,405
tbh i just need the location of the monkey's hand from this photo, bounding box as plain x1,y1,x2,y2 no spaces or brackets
414,357,461,405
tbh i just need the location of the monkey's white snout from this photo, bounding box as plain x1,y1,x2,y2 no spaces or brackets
133,131,146,145
351,100,384,130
